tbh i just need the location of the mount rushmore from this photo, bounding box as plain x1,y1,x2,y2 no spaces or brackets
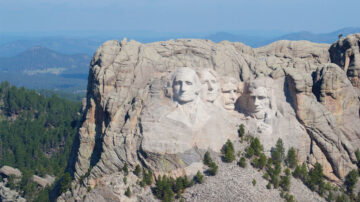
59,33,360,201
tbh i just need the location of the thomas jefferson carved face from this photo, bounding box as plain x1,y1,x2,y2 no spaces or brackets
221,80,238,110
198,69,220,103
249,86,270,119
172,67,200,104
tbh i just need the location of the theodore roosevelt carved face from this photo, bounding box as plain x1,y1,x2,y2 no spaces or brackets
172,67,201,104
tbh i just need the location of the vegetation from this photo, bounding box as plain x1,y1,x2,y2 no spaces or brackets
0,81,81,200
344,169,358,194
203,151,213,166
203,151,218,176
271,138,285,164
252,179,256,186
60,172,72,194
154,175,194,202
285,147,298,168
222,139,235,163
207,161,218,176
238,157,246,168
123,163,129,176
238,124,245,138
125,187,132,197
134,165,141,177
194,171,204,184
141,168,153,186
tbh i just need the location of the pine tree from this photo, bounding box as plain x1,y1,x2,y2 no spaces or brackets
203,151,213,166
194,171,204,184
344,169,358,194
133,165,141,176
222,139,235,163
208,161,218,176
285,147,298,168
238,157,246,168
271,138,285,164
125,187,131,197
280,175,291,191
238,124,245,138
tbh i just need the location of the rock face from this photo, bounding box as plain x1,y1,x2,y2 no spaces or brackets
32,175,55,188
0,182,26,202
60,36,360,201
0,166,22,178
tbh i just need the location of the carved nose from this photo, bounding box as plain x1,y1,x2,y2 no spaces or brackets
208,82,214,91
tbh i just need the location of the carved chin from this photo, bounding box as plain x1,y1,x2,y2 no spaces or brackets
206,93,218,102
253,112,266,119
224,104,235,110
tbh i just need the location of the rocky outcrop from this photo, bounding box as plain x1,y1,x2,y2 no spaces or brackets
32,175,55,188
0,182,26,202
61,36,360,201
0,166,22,178
329,33,360,92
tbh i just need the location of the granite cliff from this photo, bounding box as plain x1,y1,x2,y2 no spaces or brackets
59,34,360,201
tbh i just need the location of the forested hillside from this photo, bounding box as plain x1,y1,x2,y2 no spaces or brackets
0,81,82,201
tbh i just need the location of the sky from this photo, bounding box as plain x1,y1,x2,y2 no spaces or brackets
1,0,360,35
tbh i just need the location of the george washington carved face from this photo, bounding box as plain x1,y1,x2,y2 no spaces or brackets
172,67,201,104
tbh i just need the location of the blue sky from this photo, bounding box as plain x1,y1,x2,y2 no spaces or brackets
1,0,360,34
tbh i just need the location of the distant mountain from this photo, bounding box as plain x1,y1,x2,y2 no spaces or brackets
264,27,360,46
0,46,91,74
203,27,360,47
0,47,90,93
0,37,105,57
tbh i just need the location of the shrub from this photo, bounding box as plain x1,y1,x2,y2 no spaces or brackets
125,187,131,197
123,176,127,184
253,153,266,169
266,182,272,189
203,151,213,166
252,179,256,186
123,163,129,176
142,168,153,185
134,165,141,176
238,157,246,168
60,172,72,194
308,163,323,191
208,162,218,176
222,139,235,163
245,147,255,158
250,137,263,156
280,175,290,191
194,171,204,184
284,168,291,176
356,149,360,168
238,124,245,138
285,147,298,168
344,169,358,194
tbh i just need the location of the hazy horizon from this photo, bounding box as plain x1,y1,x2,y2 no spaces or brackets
1,0,360,35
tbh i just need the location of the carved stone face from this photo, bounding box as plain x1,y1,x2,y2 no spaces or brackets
249,87,270,119
347,66,360,88
329,34,360,89
221,82,237,110
198,70,220,102
173,68,200,104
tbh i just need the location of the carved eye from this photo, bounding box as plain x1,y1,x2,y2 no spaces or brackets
185,81,192,85
258,96,265,100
